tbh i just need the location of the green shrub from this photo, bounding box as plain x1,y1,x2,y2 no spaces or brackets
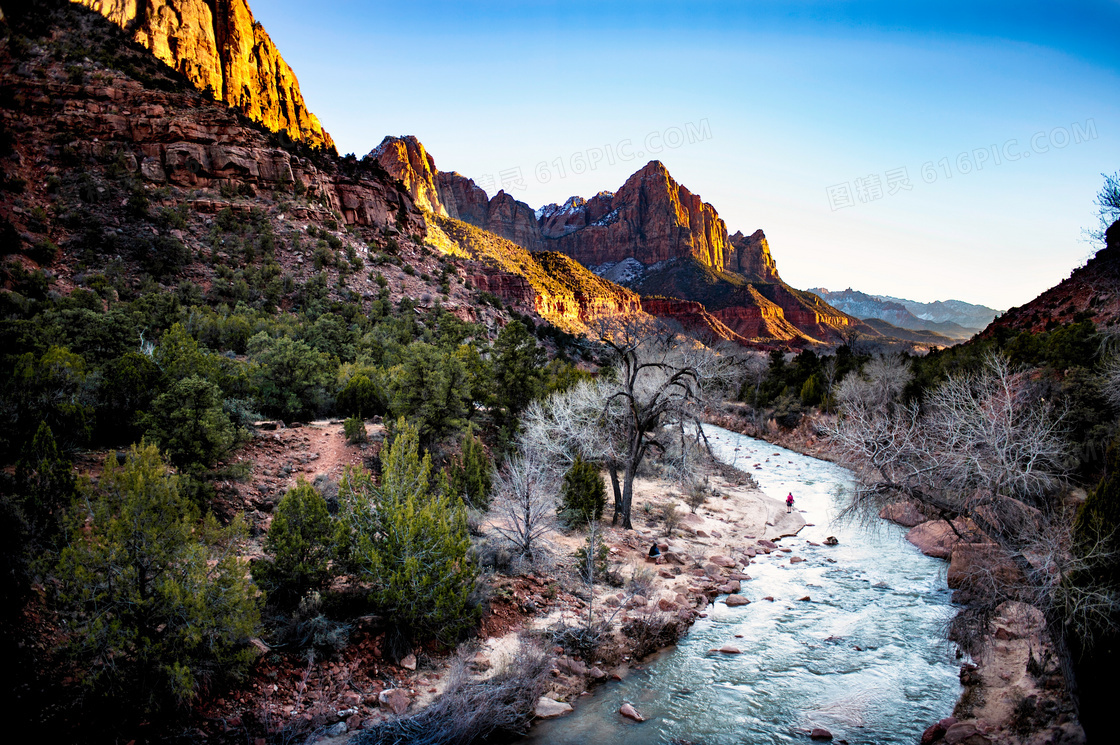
402,264,415,276
27,237,59,265
55,444,260,712
558,456,606,528
254,479,335,605
344,416,368,444
800,373,823,407
337,372,382,417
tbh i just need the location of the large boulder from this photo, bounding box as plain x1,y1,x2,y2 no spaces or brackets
921,717,958,744
620,703,644,721
535,697,573,719
947,544,1025,595
906,518,983,559
378,688,411,716
880,501,927,528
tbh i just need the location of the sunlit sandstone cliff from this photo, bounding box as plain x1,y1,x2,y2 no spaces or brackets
370,136,852,346
75,0,335,150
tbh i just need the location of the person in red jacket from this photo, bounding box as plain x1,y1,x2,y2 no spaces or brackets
786,492,795,513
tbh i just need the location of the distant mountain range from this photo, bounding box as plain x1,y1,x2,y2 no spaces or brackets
810,288,1000,341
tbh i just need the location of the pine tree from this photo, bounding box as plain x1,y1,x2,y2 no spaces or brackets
446,424,492,510
558,455,606,528
143,375,237,470
13,420,74,544
338,419,477,649
55,444,260,712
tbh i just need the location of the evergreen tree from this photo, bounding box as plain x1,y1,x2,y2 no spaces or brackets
337,372,382,417
255,479,335,605
98,351,160,442
249,333,333,421
143,375,237,471
446,424,492,510
13,420,74,545
558,455,606,528
492,320,545,427
338,419,477,649
1,422,74,608
55,444,260,712
386,342,472,444
800,373,823,407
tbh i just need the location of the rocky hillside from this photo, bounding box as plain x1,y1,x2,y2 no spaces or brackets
426,215,644,333
982,220,1120,337
0,1,639,340
812,287,979,341
76,0,335,151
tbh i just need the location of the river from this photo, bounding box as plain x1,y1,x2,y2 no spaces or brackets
522,425,961,744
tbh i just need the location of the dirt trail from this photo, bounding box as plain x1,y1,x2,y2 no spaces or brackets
218,419,380,536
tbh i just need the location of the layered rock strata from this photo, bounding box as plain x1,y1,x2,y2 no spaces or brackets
77,0,335,150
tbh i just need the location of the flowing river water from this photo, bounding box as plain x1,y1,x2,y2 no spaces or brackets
523,425,962,744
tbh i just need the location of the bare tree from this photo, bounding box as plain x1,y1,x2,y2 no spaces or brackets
821,355,839,406
521,318,739,530
1099,348,1120,411
739,352,770,424
488,455,555,567
835,352,912,413
831,351,1119,694
1088,171,1120,243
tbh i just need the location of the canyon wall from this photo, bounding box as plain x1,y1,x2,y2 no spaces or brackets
76,0,335,150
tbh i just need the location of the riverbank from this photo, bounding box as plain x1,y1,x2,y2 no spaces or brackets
284,456,810,743
704,408,1087,745
476,458,809,726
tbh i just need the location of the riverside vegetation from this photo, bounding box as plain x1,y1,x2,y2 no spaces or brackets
2,2,1119,743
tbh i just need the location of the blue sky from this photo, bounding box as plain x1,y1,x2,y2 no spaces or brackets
253,1,1120,309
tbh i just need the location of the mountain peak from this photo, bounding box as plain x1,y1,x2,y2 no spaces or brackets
78,0,334,150
370,135,445,215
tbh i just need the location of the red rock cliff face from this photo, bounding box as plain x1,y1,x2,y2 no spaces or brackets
370,135,446,216
730,229,779,282
436,171,490,226
372,137,545,249
541,161,737,271
485,191,543,252
77,0,335,151
26,71,418,234
641,297,750,344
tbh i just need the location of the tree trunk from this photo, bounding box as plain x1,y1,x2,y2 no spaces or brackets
620,463,635,530
609,465,622,525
